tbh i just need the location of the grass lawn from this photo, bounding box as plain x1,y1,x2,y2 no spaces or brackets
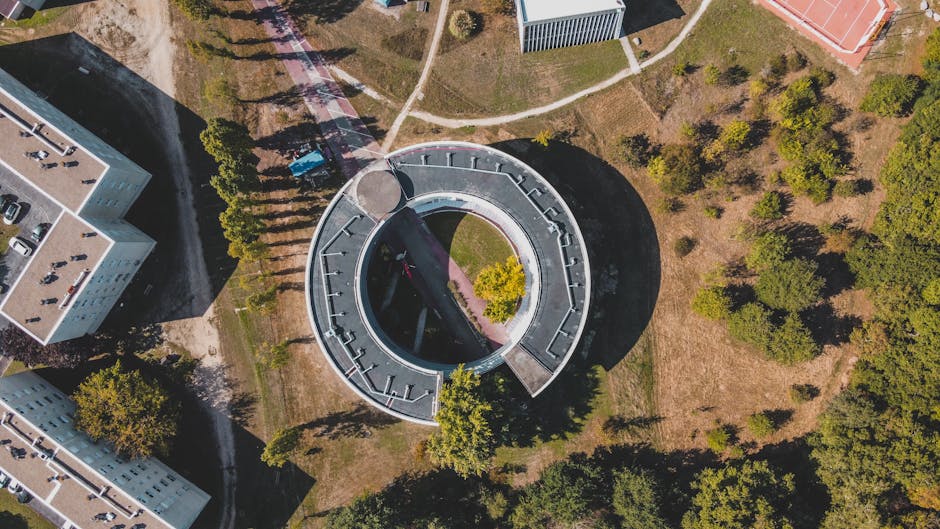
425,211,514,282
0,492,54,529
0,224,20,255
419,2,627,117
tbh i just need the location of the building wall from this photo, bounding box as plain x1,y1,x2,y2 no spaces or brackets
80,166,151,219
47,237,154,343
519,8,625,53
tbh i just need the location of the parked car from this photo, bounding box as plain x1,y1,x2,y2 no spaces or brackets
30,223,48,243
1,201,19,225
8,237,32,257
0,471,9,488
15,490,31,503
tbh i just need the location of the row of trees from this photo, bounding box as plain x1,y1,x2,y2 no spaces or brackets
807,33,940,526
199,118,267,261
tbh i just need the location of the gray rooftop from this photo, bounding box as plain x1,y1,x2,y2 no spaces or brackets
306,141,590,424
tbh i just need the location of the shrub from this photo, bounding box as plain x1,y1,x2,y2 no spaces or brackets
833,179,860,197
750,191,786,220
747,412,776,438
729,303,775,350
809,66,835,88
787,51,807,72
532,129,553,147
704,205,723,219
781,163,831,204
646,144,704,195
718,120,752,151
449,10,478,39
704,64,721,85
859,74,922,117
746,231,791,271
692,286,732,320
768,312,820,363
615,134,654,167
767,54,788,79
674,236,697,257
172,0,213,20
656,197,684,214
705,425,732,453
755,259,824,311
789,384,819,404
750,78,770,99
673,61,692,77
719,65,749,86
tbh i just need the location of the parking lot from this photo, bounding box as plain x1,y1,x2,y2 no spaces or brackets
0,163,62,308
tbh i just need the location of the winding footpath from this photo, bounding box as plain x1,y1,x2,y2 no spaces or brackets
383,0,452,149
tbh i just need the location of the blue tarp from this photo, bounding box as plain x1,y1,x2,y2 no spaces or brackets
289,150,326,178
374,0,392,6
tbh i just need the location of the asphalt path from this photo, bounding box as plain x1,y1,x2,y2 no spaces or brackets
250,0,384,178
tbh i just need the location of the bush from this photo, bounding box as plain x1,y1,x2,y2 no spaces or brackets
809,66,835,88
719,120,752,151
646,144,704,195
656,197,684,214
860,74,922,117
704,64,721,85
750,191,786,220
767,54,788,79
704,205,723,219
692,286,732,320
449,10,478,39
172,0,213,20
705,425,732,453
768,312,820,363
833,179,860,197
747,412,776,438
746,231,791,271
781,163,831,204
789,383,819,404
673,61,692,76
615,134,654,167
787,51,807,72
750,78,770,99
674,236,697,257
755,259,824,311
729,302,775,350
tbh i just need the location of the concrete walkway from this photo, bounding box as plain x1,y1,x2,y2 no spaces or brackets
406,0,714,128
250,0,384,178
383,0,451,150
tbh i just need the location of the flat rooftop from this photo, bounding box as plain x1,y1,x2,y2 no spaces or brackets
0,90,106,213
517,0,625,23
0,213,111,342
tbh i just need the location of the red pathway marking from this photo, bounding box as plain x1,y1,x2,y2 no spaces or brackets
249,0,384,179
758,0,895,69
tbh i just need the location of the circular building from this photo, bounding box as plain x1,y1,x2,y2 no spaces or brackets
305,142,591,424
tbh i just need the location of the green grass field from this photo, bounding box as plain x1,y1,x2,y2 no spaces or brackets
0,492,55,529
425,211,515,281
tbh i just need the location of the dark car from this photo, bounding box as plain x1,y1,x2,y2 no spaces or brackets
16,490,31,504
30,223,48,243
2,201,21,225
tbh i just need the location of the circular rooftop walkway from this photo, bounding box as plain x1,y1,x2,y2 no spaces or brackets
306,142,591,424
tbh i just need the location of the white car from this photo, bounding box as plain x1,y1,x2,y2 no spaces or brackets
8,237,32,257
2,201,20,225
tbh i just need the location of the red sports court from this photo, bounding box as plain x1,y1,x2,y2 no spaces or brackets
758,0,896,68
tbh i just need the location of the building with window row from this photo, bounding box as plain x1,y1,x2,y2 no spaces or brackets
515,0,626,53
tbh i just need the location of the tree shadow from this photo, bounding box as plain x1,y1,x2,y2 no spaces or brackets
779,222,824,260
801,303,861,347
815,251,854,298
300,402,399,440
490,140,661,372
0,34,237,328
283,0,364,25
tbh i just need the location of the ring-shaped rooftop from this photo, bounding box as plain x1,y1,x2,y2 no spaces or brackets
306,142,591,424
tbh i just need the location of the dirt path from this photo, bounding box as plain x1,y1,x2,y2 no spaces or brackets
382,0,451,150
75,3,236,529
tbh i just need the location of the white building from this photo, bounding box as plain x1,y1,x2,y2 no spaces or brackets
515,0,626,53
0,371,211,529
0,0,47,20
0,68,156,344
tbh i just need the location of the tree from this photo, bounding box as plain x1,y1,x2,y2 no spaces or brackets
768,312,820,364
674,236,697,257
646,144,704,195
256,340,291,370
449,10,477,39
219,200,263,244
746,231,791,272
683,460,796,529
755,259,823,311
511,457,603,528
246,285,278,314
73,361,179,459
859,74,921,117
426,366,496,477
692,286,732,320
612,468,669,529
747,412,776,438
474,257,526,323
327,493,397,529
718,120,752,151
172,0,213,20
728,302,775,350
751,191,786,220
705,425,732,453
0,326,100,368
261,426,301,468
704,64,721,85
615,134,654,167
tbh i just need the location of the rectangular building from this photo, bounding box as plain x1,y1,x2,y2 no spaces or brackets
0,371,210,529
0,0,47,20
0,68,155,344
515,0,626,53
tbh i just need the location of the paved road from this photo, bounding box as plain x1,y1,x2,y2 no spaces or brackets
250,0,384,178
383,0,451,150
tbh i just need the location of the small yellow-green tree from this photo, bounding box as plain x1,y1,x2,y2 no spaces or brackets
426,365,495,477
474,257,526,323
261,426,301,468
